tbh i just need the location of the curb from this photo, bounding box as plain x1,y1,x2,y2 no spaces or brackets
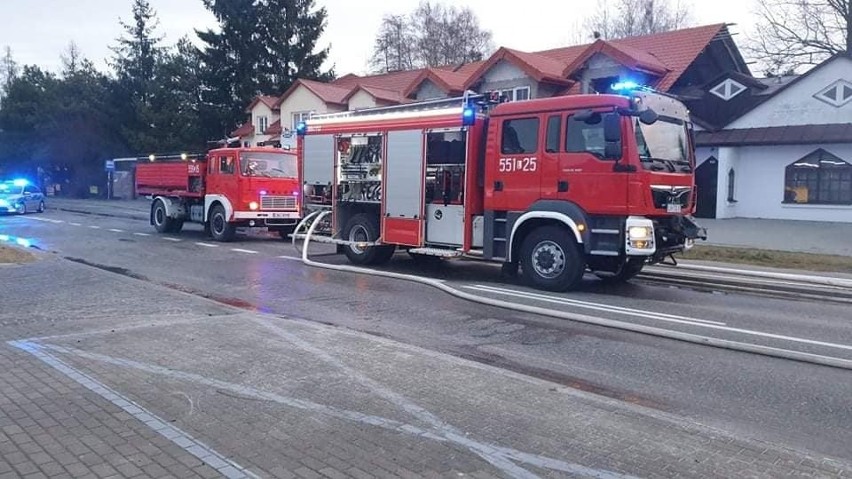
661,262,852,288
53,206,148,222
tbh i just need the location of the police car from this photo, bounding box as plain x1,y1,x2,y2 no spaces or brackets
0,180,46,214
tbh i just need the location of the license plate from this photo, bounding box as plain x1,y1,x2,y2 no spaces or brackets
666,203,682,213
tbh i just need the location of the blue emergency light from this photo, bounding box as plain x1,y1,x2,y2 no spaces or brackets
462,105,476,126
12,179,28,187
295,121,307,136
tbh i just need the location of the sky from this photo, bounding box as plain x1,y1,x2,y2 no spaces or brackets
0,0,760,77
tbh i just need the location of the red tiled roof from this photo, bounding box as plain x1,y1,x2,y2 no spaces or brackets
344,85,408,104
277,79,351,107
696,124,852,146
264,119,283,136
464,48,572,89
403,67,469,97
230,122,254,138
537,24,726,91
272,24,729,112
245,95,280,113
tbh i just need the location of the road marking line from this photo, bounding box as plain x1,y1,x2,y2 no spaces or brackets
277,255,300,261
108,228,124,233
163,237,182,242
8,340,258,479
468,284,726,326
69,222,82,226
88,225,101,229
466,284,852,352
196,242,219,248
133,232,151,237
231,248,258,254
26,217,49,222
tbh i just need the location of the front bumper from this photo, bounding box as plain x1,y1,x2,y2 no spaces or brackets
233,211,300,220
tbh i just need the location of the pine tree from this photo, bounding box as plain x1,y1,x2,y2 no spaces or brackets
0,46,19,99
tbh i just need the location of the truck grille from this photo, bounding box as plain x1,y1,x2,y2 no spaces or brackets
261,195,297,210
651,186,691,209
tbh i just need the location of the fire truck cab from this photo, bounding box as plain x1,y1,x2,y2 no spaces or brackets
135,147,301,242
296,86,706,292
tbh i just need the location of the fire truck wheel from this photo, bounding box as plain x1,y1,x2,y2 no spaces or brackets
519,225,584,292
277,225,296,240
209,204,236,242
342,213,394,265
152,199,178,234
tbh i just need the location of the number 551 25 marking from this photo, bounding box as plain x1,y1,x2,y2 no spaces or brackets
499,157,537,172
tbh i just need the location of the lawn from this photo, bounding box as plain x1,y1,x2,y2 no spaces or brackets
0,245,35,264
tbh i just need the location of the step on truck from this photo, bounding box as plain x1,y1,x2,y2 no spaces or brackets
295,85,707,292
135,147,301,242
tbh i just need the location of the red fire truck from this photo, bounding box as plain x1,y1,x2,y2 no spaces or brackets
135,147,301,242
295,85,706,291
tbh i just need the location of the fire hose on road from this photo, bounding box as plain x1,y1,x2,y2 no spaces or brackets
292,211,852,371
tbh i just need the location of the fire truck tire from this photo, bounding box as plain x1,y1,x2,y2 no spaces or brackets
209,204,236,242
519,225,584,292
277,225,296,240
342,213,394,265
152,199,180,234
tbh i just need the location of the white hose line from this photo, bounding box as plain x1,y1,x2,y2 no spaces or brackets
664,263,852,289
296,211,852,371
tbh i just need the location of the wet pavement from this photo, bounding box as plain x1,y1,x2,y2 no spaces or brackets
1,207,852,478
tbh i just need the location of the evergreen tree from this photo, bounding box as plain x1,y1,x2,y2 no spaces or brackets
0,46,19,99
196,0,334,139
259,0,334,91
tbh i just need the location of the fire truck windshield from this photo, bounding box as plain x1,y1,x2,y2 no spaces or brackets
633,117,692,173
241,152,297,178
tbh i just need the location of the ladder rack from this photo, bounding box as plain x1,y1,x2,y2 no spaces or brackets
306,90,501,125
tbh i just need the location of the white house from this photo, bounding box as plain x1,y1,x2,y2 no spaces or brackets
693,53,852,222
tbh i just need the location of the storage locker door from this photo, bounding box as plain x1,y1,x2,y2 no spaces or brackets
383,130,424,246
303,134,335,186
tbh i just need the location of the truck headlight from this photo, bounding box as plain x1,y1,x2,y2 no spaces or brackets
628,226,653,240
625,216,656,255
249,201,259,211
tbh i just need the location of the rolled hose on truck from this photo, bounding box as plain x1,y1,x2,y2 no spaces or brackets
291,211,852,372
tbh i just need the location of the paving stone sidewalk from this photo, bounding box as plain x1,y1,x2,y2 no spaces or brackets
1,257,851,478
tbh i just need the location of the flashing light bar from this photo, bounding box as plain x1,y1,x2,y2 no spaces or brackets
12,179,28,187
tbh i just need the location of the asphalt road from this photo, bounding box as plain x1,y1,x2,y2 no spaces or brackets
3,206,852,466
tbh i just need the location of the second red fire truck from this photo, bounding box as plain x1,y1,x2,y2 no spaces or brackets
135,147,301,241
295,85,706,292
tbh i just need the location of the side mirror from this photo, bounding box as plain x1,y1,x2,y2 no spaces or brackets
603,114,622,160
639,108,659,125
603,114,621,142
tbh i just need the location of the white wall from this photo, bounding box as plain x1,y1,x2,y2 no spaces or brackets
725,143,852,222
415,79,446,100
347,90,378,111
728,56,852,129
696,147,740,219
279,86,343,133
251,103,275,135
484,60,526,82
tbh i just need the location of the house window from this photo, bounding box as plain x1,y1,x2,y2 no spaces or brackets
501,118,539,154
784,149,852,205
499,86,531,102
256,116,268,134
292,111,313,130
727,168,736,202
814,79,852,107
709,79,747,101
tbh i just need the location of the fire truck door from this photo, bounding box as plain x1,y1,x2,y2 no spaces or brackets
207,153,237,210
555,111,629,215
489,116,543,211
382,130,424,246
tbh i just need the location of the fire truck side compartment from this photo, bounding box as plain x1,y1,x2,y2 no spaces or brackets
382,130,425,246
303,134,335,186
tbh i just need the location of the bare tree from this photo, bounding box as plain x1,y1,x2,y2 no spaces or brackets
746,0,851,74
583,0,693,40
368,1,494,73
370,14,416,73
60,41,83,77
0,46,18,99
